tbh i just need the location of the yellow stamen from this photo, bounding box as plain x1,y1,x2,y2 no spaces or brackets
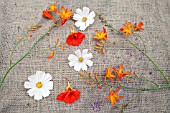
78,57,84,62
82,17,87,22
36,82,43,88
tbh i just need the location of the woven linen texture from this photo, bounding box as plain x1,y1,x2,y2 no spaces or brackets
0,0,170,113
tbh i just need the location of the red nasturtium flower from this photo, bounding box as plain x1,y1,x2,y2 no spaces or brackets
56,82,80,104
104,66,116,82
66,28,85,46
113,64,131,83
105,87,123,107
135,21,144,31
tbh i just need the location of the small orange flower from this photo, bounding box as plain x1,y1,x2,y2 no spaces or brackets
104,66,116,82
47,51,54,59
42,3,73,26
56,82,80,104
93,27,108,41
42,10,55,21
113,64,131,83
105,87,123,107
49,2,57,12
55,6,73,26
120,20,134,36
135,21,144,31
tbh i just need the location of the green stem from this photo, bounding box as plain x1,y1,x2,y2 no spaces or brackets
79,74,170,91
10,36,27,66
120,85,170,91
0,24,55,88
133,33,146,53
126,38,170,84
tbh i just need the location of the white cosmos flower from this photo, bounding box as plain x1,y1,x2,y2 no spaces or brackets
24,71,53,101
68,49,93,71
73,7,95,30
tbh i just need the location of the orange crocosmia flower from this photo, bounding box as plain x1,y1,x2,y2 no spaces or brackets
93,27,108,41
120,20,134,36
113,64,131,83
49,2,57,12
47,51,54,59
56,82,80,104
104,66,116,82
42,10,55,21
135,21,144,31
54,6,73,26
105,87,123,107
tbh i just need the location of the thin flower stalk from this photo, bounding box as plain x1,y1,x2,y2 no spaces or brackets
97,13,170,84
0,24,56,88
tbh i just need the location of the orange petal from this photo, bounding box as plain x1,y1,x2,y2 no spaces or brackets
119,64,123,71
47,51,54,59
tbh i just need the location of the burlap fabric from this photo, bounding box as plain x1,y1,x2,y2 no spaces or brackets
0,0,170,113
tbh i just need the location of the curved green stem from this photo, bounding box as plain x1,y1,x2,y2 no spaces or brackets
0,24,55,88
126,38,170,84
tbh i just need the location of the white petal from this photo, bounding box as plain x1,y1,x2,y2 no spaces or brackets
42,73,52,83
89,19,95,25
82,63,87,71
43,81,53,90
73,14,83,21
75,49,81,58
82,49,88,56
79,22,87,30
76,8,84,16
85,60,93,67
85,20,90,27
75,21,84,27
27,88,36,97
36,71,44,81
28,75,37,83
74,62,83,71
88,11,95,19
83,7,90,15
24,81,35,89
68,54,78,61
41,88,50,97
83,53,93,60
34,90,43,101
69,61,78,67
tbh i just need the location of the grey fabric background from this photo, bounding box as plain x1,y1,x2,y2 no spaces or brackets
0,0,170,113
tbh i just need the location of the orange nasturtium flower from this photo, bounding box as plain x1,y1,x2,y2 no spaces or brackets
105,87,123,107
93,27,108,41
113,64,131,83
135,21,144,31
104,66,116,82
120,20,134,36
56,82,80,104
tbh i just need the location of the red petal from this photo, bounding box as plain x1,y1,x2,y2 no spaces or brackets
56,92,68,101
56,90,80,104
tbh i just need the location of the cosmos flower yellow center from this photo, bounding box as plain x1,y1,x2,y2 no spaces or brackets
36,82,43,88
82,17,87,22
78,57,84,62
